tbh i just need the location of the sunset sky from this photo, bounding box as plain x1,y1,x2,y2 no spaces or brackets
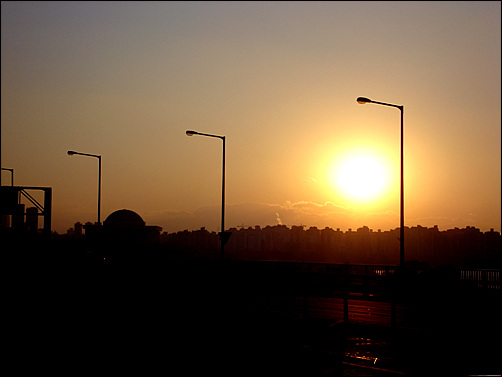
2,1,500,234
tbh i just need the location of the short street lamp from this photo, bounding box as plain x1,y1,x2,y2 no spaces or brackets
1,168,14,186
357,97,405,269
67,150,102,225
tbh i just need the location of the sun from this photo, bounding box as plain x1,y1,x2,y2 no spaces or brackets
328,151,391,204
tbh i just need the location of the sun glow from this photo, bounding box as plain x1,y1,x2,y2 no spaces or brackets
328,149,392,204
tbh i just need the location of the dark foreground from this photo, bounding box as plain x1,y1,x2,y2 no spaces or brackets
7,252,501,376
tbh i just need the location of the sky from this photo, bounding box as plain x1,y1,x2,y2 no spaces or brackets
1,1,501,234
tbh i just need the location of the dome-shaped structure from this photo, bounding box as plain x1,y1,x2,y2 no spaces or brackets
100,209,161,249
104,209,145,229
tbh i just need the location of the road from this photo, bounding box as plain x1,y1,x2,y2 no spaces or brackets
263,294,418,328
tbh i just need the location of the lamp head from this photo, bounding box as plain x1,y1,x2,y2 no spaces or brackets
357,97,372,104
67,150,76,156
186,130,197,136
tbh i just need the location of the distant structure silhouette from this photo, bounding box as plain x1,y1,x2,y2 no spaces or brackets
86,209,162,245
105,208,145,228
0,185,52,240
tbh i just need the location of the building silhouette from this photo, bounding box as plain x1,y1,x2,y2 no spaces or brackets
163,224,501,267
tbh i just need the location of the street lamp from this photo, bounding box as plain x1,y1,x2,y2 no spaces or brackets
67,150,102,225
1,168,14,186
356,97,405,269
186,130,230,260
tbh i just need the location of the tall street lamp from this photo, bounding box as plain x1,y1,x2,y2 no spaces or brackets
186,130,230,260
357,97,405,269
67,150,102,225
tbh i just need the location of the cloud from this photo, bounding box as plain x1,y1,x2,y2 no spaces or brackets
151,201,476,233
149,201,487,234
146,209,202,232
147,200,369,233
283,200,349,214
407,214,480,231
224,201,352,230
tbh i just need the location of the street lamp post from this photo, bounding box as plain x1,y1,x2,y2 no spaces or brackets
186,130,230,260
67,150,102,225
1,168,14,186
357,97,405,269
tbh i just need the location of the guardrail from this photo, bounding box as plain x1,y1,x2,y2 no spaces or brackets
460,268,500,290
226,260,500,329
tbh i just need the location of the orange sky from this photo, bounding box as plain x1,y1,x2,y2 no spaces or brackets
1,1,500,234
